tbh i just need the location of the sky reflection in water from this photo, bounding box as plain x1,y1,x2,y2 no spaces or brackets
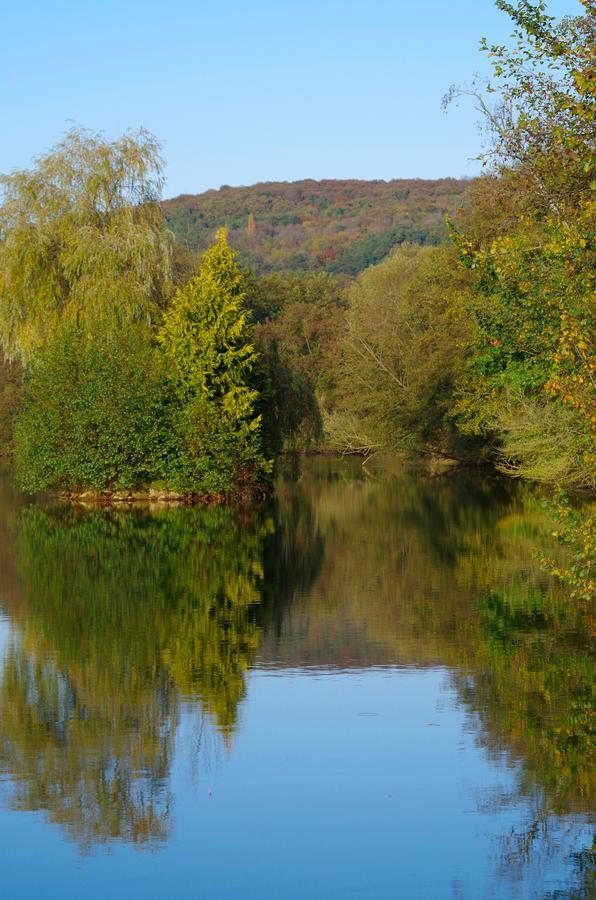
0,457,592,899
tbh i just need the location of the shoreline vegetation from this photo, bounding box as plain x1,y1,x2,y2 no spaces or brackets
53,451,476,506
0,2,593,592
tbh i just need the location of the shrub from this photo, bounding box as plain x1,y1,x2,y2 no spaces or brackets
14,323,173,492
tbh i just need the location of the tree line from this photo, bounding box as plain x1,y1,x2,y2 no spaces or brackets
0,4,593,517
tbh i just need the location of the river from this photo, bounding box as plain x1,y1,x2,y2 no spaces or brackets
0,457,592,898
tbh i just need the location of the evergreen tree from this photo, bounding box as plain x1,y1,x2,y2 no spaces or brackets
158,228,270,493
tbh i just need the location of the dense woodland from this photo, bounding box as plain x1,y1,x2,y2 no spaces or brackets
0,0,593,596
164,177,471,275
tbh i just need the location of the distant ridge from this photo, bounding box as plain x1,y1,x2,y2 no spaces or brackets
163,177,473,275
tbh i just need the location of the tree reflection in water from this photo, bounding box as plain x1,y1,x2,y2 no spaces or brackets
0,502,280,848
0,459,592,892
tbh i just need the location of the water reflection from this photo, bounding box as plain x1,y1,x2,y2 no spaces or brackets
0,499,278,849
0,458,592,896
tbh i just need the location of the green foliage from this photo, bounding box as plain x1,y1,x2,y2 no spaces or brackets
447,0,595,489
158,229,270,492
250,271,346,447
4,161,274,495
327,223,443,275
0,127,172,362
538,493,595,602
0,353,22,454
330,243,477,456
14,323,173,492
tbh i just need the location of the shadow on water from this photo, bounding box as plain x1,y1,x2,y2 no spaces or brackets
0,457,592,894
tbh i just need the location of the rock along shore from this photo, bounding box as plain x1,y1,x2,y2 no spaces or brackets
59,485,270,507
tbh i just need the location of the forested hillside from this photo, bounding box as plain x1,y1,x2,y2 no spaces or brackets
163,178,472,274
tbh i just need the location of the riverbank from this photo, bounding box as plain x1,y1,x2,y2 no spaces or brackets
58,484,271,507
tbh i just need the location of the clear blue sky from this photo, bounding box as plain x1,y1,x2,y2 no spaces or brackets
1,0,579,198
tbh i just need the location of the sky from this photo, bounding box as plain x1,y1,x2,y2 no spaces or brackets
1,0,581,198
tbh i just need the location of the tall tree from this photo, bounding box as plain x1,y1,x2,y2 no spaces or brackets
158,228,269,493
447,0,595,488
0,127,172,361
331,244,475,457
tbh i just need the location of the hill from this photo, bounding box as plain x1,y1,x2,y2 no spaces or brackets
163,178,473,275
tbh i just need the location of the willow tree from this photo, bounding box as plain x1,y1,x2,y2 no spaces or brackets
158,228,270,493
0,127,172,361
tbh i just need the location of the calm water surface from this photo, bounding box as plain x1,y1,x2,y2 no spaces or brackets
0,457,593,899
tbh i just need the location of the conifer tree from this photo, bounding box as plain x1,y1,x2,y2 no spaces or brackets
158,228,269,493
